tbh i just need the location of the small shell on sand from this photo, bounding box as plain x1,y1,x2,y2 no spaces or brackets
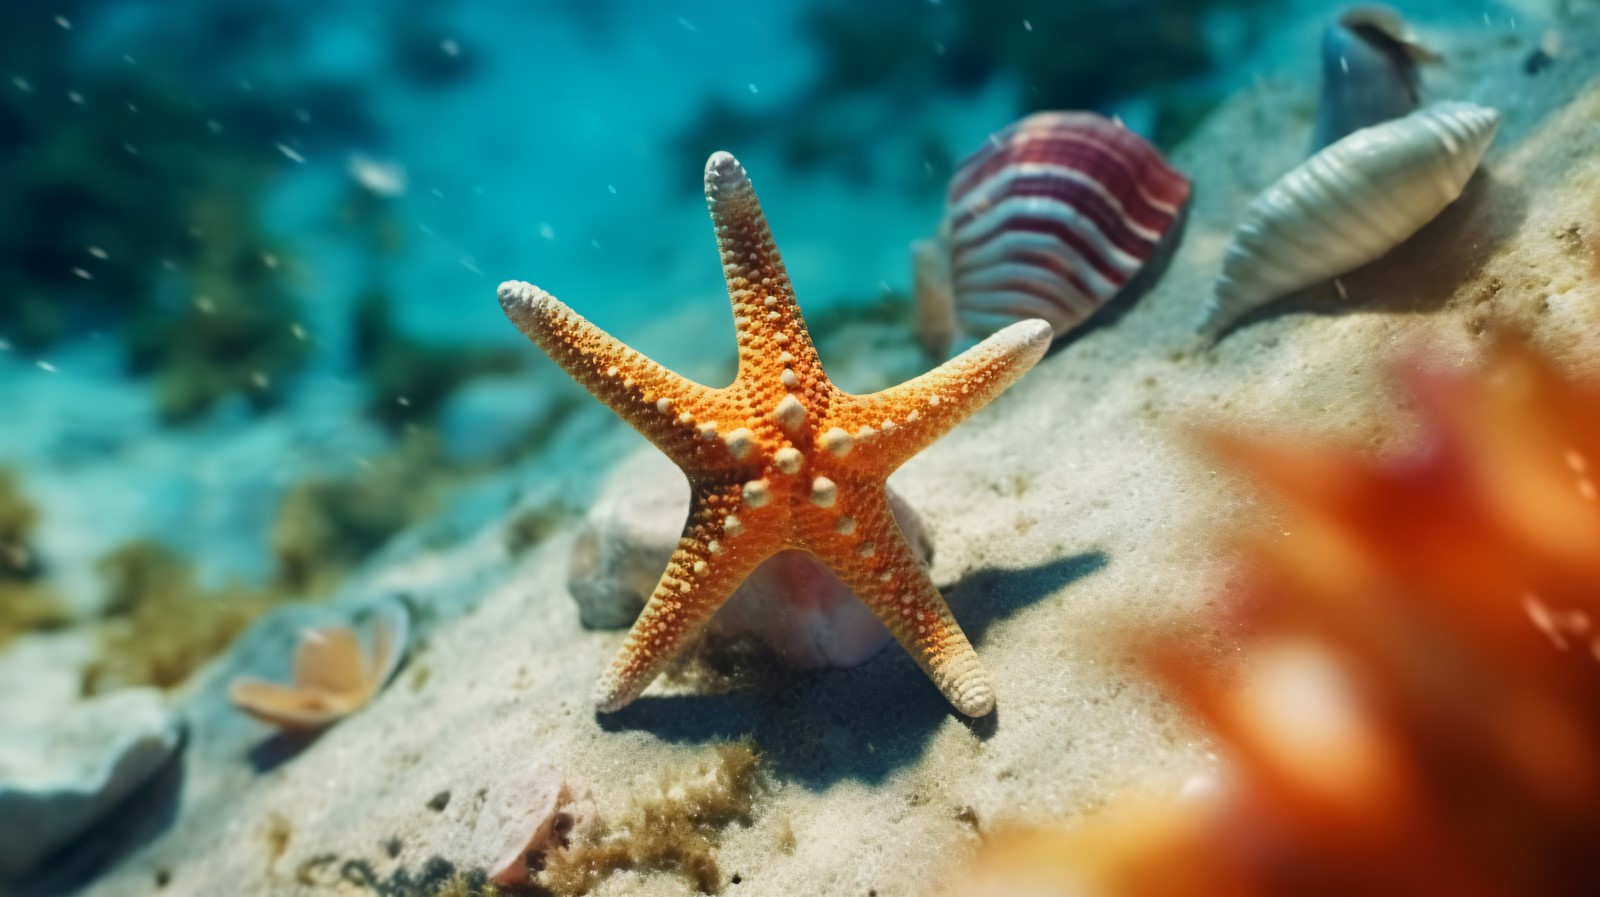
1202,101,1499,340
467,762,594,887
228,598,409,730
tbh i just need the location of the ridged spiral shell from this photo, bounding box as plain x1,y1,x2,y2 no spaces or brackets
1202,101,1498,340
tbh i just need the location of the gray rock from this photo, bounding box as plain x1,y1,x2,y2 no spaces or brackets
567,448,932,669
0,688,183,878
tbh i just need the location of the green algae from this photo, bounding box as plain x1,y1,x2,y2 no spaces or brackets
675,0,1269,187
0,10,317,419
123,189,310,424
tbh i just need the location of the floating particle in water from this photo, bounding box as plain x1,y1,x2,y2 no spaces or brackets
538,222,555,240
261,253,279,269
748,83,758,93
294,107,310,124
460,257,482,275
291,324,307,341
440,38,460,57
55,15,71,29
1023,18,1032,31
275,143,306,164
206,118,223,134
71,267,92,281
12,77,32,93
607,184,617,194
37,361,56,373
67,90,84,105
677,17,697,33
0,339,12,352
348,154,407,197
87,246,108,260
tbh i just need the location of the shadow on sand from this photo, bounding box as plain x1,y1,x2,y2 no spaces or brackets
597,550,1109,789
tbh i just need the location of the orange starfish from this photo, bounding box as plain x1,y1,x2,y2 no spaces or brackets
498,152,1049,717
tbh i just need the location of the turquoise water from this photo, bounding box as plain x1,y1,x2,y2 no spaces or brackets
0,0,1327,594
3,0,1292,359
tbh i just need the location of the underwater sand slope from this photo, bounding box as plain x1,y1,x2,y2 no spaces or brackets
62,11,1600,897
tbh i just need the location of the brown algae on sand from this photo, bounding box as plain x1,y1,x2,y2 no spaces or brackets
538,740,765,895
0,469,73,646
84,541,289,693
270,434,446,594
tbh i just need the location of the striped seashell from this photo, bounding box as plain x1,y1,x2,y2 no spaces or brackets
1202,101,1499,341
1311,4,1441,152
914,112,1191,358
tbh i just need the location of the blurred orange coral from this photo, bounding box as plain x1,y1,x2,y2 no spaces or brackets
952,342,1600,897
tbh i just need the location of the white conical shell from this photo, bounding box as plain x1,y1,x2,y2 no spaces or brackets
1202,101,1498,339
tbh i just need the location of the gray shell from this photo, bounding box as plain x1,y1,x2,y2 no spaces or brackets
1202,101,1499,340
1311,5,1440,151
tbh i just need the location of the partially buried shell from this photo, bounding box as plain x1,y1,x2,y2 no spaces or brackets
1201,101,1499,340
229,598,409,730
1311,5,1440,151
914,112,1191,358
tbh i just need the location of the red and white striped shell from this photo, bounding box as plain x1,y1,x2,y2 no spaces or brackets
914,112,1191,357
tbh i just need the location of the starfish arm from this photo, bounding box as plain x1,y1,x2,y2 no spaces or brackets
499,281,730,468
835,318,1052,471
703,152,828,392
594,481,783,712
799,490,995,717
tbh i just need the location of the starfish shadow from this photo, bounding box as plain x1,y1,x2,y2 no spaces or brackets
597,550,1108,789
